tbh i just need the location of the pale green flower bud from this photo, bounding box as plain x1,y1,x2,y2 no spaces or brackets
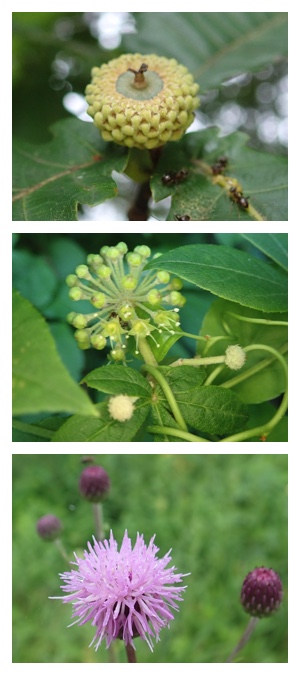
156,270,170,283
69,287,83,301
73,314,88,329
90,334,107,350
74,329,90,343
91,292,106,308
134,245,151,258
116,242,128,254
110,347,125,361
147,289,162,305
76,264,90,279
122,275,138,290
66,274,79,288
96,265,112,279
127,252,143,267
170,278,183,290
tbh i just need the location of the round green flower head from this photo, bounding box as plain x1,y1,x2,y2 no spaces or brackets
85,53,200,149
66,243,185,360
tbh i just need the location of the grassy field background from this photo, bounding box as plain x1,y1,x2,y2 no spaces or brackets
12,453,287,663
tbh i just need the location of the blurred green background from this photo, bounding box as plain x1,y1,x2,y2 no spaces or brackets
12,454,288,663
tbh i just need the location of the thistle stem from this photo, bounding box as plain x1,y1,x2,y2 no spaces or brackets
54,538,70,564
125,643,137,662
92,502,104,541
226,616,259,662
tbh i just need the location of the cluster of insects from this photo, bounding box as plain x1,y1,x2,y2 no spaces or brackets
228,186,249,209
211,156,228,175
109,311,130,330
161,169,188,186
175,214,191,221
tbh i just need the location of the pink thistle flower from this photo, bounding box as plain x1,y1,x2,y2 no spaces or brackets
52,530,189,651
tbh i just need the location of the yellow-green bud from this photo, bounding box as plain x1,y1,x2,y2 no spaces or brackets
96,265,112,279
118,304,135,321
85,53,200,150
170,278,183,290
156,270,170,283
66,274,78,288
134,245,151,258
169,291,186,307
73,314,88,329
122,275,138,290
74,329,90,343
69,287,83,301
76,264,90,279
90,334,107,350
110,348,125,361
106,246,121,260
91,292,106,309
116,242,128,254
127,252,143,267
147,289,162,305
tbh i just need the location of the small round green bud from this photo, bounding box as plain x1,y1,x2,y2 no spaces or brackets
87,253,103,268
74,329,90,343
69,287,83,301
76,264,90,279
147,289,162,305
134,245,151,258
104,320,121,337
90,334,107,350
66,274,79,288
73,314,88,329
131,319,150,337
169,291,186,307
96,265,112,279
77,341,90,350
122,275,138,290
106,246,121,260
110,348,125,361
116,242,128,254
118,304,135,321
100,246,109,255
170,277,183,290
91,292,106,308
127,252,143,267
66,312,77,324
156,270,170,283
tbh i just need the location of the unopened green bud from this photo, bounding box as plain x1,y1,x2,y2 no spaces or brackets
118,304,135,321
87,253,103,268
131,319,151,337
147,289,162,305
127,252,143,267
122,275,138,290
91,292,106,308
156,270,170,284
66,274,78,288
106,246,121,260
69,287,83,301
74,329,90,343
116,242,128,254
100,246,109,255
90,334,107,350
170,277,183,290
103,320,121,337
134,245,151,258
73,314,88,329
96,265,112,279
77,340,90,350
67,312,77,324
76,264,90,279
110,348,125,361
169,291,186,307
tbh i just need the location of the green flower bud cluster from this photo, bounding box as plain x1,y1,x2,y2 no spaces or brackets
66,243,185,359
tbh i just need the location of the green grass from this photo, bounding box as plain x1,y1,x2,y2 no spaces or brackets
12,454,287,663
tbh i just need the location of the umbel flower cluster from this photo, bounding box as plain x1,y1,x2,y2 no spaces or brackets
85,53,200,149
66,242,185,360
53,530,188,651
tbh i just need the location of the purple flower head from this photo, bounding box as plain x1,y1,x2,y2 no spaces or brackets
241,567,283,618
36,514,62,541
53,530,189,651
79,465,110,502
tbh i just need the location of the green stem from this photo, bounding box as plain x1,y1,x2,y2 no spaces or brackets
12,419,53,439
142,365,188,431
170,355,225,367
54,538,70,564
92,503,104,541
226,312,288,327
226,617,259,662
220,344,288,442
147,425,210,442
221,343,288,390
138,337,158,366
204,364,225,386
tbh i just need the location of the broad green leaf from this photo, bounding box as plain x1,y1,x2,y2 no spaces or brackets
150,401,185,442
82,365,152,398
12,249,57,310
12,118,127,221
155,367,248,435
146,244,287,312
52,400,150,442
240,233,288,271
126,13,287,91
200,299,288,404
243,402,288,442
151,129,287,221
12,290,97,417
12,417,64,442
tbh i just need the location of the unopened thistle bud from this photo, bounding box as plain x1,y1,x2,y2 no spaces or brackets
36,514,62,541
241,567,283,618
79,465,110,503
85,53,200,149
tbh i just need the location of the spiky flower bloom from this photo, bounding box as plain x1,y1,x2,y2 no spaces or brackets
241,567,283,618
85,53,199,149
53,530,189,651
36,514,62,541
79,465,110,502
66,242,185,360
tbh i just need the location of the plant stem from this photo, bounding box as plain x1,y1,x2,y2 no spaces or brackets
142,364,187,430
92,503,104,541
226,617,259,662
125,643,137,662
170,355,226,367
147,425,210,442
54,538,70,564
138,337,158,366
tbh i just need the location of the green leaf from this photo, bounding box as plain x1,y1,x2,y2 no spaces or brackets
151,129,287,221
200,299,288,404
240,233,288,271
12,249,57,310
146,244,287,312
243,402,288,441
12,118,127,221
12,290,97,417
150,402,185,442
155,366,248,435
126,13,287,91
82,365,152,398
51,400,150,442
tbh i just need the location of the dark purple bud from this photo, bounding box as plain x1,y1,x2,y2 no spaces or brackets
79,465,110,503
36,514,62,541
241,567,283,618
